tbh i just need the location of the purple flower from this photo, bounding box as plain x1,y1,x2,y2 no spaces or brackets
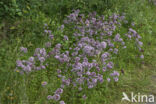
131,22,135,26
83,45,94,55
49,35,54,40
129,28,137,34
60,25,64,30
76,78,84,84
127,35,132,39
110,71,120,76
62,79,70,86
44,30,48,33
41,65,46,69
20,47,27,53
48,30,52,34
39,57,45,63
64,35,69,40
57,69,62,74
88,84,94,89
45,42,51,48
60,101,65,104
78,87,82,91
16,60,23,67
29,57,34,62
101,52,109,62
107,78,111,82
140,54,144,59
114,77,119,82
52,94,60,101
47,95,53,100
102,67,106,72
55,88,63,94
16,11,144,98
44,23,48,27
107,62,114,69
114,34,120,41
41,81,47,86
114,48,118,54
92,78,97,83
123,46,127,48
101,41,107,49
82,94,87,99
56,44,61,49
86,71,91,75
24,65,31,72
138,41,143,47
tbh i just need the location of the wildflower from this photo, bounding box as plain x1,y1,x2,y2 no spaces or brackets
123,46,127,48
44,30,48,33
114,77,119,82
78,87,82,91
60,101,65,104
16,11,144,103
57,69,62,74
55,88,63,94
39,57,45,63
47,95,53,100
114,34,120,41
107,62,114,69
56,44,61,49
41,65,46,69
49,35,54,40
82,94,87,99
44,23,48,27
140,54,144,59
114,48,118,54
53,94,60,101
88,84,94,89
41,81,47,86
138,41,143,47
83,45,94,55
45,42,51,48
101,52,109,62
64,35,69,40
92,78,97,83
110,71,120,76
60,25,64,30
101,41,107,49
131,22,135,26
29,57,34,62
107,78,111,82
20,47,27,53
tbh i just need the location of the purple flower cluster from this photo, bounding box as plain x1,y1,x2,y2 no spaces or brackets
125,28,144,58
20,47,27,53
41,81,47,86
16,10,144,103
47,88,63,101
16,48,48,73
110,71,120,82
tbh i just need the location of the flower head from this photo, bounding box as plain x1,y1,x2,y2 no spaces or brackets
53,94,60,101
60,101,65,104
20,47,27,53
47,95,53,100
41,81,47,86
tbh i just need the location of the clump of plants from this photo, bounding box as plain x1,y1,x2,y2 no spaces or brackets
15,10,144,104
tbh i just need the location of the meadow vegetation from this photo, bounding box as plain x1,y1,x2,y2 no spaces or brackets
0,0,156,104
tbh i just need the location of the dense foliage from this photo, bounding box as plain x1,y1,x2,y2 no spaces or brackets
0,0,156,104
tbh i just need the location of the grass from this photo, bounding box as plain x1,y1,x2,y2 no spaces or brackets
0,0,156,104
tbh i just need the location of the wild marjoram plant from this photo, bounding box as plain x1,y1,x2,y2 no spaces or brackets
15,10,144,104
